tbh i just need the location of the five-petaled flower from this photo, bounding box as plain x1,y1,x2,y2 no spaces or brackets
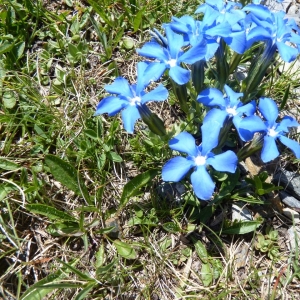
238,97,300,162
162,120,238,200
136,27,208,85
94,62,168,133
197,84,256,135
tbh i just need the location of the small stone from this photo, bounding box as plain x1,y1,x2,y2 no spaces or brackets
279,191,300,209
156,182,186,203
105,217,121,239
273,170,300,200
245,156,262,176
287,227,300,251
232,203,253,222
282,207,300,224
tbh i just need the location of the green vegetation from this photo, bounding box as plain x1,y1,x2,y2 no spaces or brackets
1,0,300,299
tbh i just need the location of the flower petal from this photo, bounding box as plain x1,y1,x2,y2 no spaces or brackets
137,42,168,61
169,65,190,85
201,119,223,155
238,116,266,141
179,38,208,64
143,62,167,82
141,84,168,103
279,135,300,159
277,116,300,132
277,41,299,63
197,88,226,108
162,156,194,182
136,61,151,92
121,105,140,133
94,96,128,116
191,165,215,200
261,135,279,162
258,97,278,125
224,31,247,54
105,77,133,97
165,27,184,58
224,84,243,107
207,150,238,173
203,108,227,125
169,131,198,156
236,100,256,116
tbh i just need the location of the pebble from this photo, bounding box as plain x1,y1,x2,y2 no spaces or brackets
156,182,186,203
273,170,300,200
282,207,300,223
232,202,253,222
279,191,300,209
287,226,300,251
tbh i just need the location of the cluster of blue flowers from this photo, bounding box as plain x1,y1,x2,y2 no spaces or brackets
95,0,300,201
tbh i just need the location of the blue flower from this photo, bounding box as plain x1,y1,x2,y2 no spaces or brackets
166,15,231,60
94,62,168,133
162,120,238,200
136,27,208,85
197,85,256,135
238,97,300,162
244,5,300,62
195,0,247,53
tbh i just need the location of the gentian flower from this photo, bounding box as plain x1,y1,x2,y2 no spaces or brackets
238,97,300,162
162,120,238,200
197,85,256,135
167,15,231,60
94,62,168,133
244,5,300,62
136,27,208,85
195,0,247,54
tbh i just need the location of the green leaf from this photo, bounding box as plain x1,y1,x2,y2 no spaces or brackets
96,259,117,276
36,283,81,289
201,263,213,287
3,91,16,108
119,169,159,209
133,9,144,32
75,283,96,300
162,222,181,233
58,259,95,281
214,169,240,202
68,43,78,57
45,155,89,201
113,240,137,260
20,263,74,300
221,220,262,235
192,237,208,264
26,204,76,221
87,0,114,27
0,158,19,170
13,41,25,60
47,221,82,237
95,244,105,268
0,40,14,55
0,184,16,201
108,151,123,162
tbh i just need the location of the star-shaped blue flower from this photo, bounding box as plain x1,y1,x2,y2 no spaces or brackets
238,97,300,162
166,15,231,60
94,62,168,133
136,27,208,85
244,4,300,62
197,85,256,136
162,120,238,200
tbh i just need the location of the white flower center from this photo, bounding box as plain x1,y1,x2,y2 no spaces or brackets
167,59,177,68
129,96,141,106
268,127,278,137
226,107,238,116
194,155,206,166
